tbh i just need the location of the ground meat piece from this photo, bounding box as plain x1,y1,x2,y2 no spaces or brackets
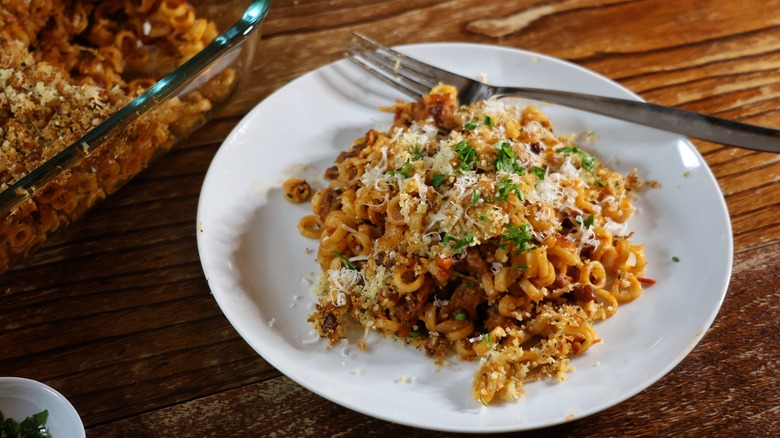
482,305,513,333
311,187,341,221
335,129,376,164
441,281,485,321
572,284,596,303
552,273,572,290
424,335,452,361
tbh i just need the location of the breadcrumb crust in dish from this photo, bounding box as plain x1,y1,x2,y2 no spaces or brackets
298,84,652,404
0,0,233,272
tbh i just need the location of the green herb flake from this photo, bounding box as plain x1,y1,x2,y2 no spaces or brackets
0,409,49,438
430,173,447,188
494,141,524,174
576,215,595,229
478,215,488,221
463,120,478,131
452,233,474,252
409,330,420,338
443,233,474,253
531,166,546,180
556,146,598,173
672,256,680,262
501,223,533,254
471,189,481,206
484,115,494,128
495,175,524,202
331,250,357,270
453,141,478,172
455,312,467,321
484,333,495,350
390,162,414,179
410,144,423,160
516,265,529,271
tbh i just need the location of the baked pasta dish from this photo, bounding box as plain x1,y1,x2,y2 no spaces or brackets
296,84,652,404
0,0,233,273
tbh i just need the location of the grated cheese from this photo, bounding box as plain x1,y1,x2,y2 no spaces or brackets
305,89,649,406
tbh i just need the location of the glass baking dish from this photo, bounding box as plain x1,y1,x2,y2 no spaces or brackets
0,0,271,274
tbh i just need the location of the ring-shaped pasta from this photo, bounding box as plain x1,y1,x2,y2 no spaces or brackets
298,215,322,239
443,321,474,342
434,319,470,334
547,244,580,267
594,288,618,318
374,318,400,334
519,278,544,302
346,230,372,255
393,266,424,293
579,260,607,289
611,271,643,303
386,195,406,225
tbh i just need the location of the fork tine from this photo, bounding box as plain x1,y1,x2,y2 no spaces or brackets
346,41,433,87
351,32,459,84
345,53,425,100
346,41,433,99
350,33,440,82
346,43,432,95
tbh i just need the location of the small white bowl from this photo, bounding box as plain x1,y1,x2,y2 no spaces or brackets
0,377,85,438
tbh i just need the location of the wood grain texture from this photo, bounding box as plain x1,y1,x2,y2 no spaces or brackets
1,0,778,436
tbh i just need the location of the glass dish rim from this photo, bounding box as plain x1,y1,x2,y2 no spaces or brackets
0,0,272,215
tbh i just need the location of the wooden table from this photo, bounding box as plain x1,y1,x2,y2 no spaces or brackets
2,0,778,436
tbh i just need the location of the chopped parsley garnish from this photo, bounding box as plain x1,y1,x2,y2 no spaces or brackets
556,146,597,173
463,120,478,131
672,256,680,262
494,141,524,174
495,175,524,202
576,215,595,228
453,141,477,172
390,162,414,178
484,115,494,128
443,233,474,253
484,333,495,350
409,330,420,338
331,250,357,270
0,409,49,438
501,223,533,254
471,189,481,205
455,312,467,321
516,265,529,271
531,166,546,180
453,233,474,252
410,144,423,160
430,173,447,188
478,215,488,221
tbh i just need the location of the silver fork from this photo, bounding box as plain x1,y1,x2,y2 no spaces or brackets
346,32,780,153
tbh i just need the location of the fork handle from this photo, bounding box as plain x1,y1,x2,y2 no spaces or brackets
494,87,780,153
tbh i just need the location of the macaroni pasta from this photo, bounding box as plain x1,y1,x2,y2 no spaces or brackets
0,0,232,273
302,85,653,404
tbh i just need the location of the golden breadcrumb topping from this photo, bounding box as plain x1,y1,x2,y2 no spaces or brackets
301,84,651,404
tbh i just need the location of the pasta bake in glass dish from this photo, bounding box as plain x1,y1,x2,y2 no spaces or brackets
297,84,654,404
0,0,270,274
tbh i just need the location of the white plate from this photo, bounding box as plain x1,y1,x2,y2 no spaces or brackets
196,43,732,432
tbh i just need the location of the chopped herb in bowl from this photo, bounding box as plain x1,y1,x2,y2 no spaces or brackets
0,409,49,438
